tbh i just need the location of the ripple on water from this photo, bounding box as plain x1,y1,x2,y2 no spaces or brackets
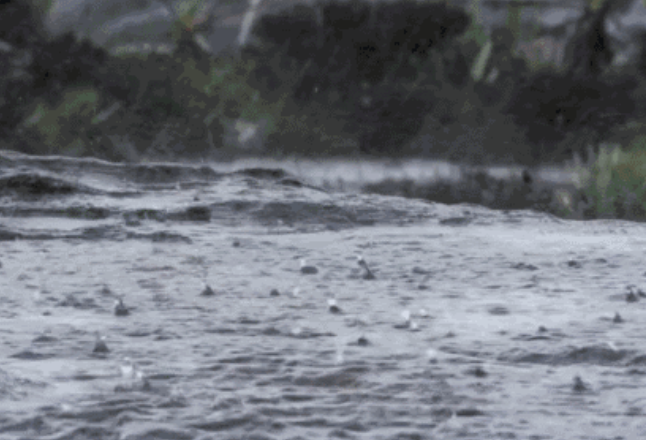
2,152,646,439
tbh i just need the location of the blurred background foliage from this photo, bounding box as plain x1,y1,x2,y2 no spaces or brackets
2,0,646,220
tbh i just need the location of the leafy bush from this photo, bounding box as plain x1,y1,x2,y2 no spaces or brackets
30,32,108,97
2,0,644,178
571,145,646,220
248,0,471,155
22,87,101,156
0,0,47,49
504,72,636,162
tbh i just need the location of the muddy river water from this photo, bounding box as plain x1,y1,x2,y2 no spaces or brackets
0,150,645,440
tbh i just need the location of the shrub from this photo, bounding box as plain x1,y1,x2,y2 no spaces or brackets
0,0,47,49
30,32,108,97
571,145,646,220
505,72,636,161
22,86,101,156
248,0,471,155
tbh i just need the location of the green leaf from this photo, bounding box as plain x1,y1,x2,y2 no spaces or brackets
506,1,522,42
587,0,607,11
471,40,492,82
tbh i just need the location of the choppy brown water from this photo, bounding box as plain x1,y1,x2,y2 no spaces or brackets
1,150,646,440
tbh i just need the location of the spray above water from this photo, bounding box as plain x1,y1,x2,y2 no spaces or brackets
118,357,150,391
426,348,439,363
290,325,303,337
119,357,136,380
394,309,418,330
394,310,411,329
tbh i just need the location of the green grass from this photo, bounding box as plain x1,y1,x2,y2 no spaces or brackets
570,145,646,220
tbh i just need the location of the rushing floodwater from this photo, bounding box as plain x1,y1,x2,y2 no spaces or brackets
0,150,645,440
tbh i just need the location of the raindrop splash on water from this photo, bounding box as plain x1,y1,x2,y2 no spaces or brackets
93,332,109,354
394,310,418,330
328,298,342,314
357,255,376,279
335,337,345,365
119,357,136,380
300,259,318,274
114,297,129,316
426,348,439,363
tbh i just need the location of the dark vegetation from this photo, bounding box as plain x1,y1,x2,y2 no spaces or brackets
247,0,470,156
2,0,646,220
